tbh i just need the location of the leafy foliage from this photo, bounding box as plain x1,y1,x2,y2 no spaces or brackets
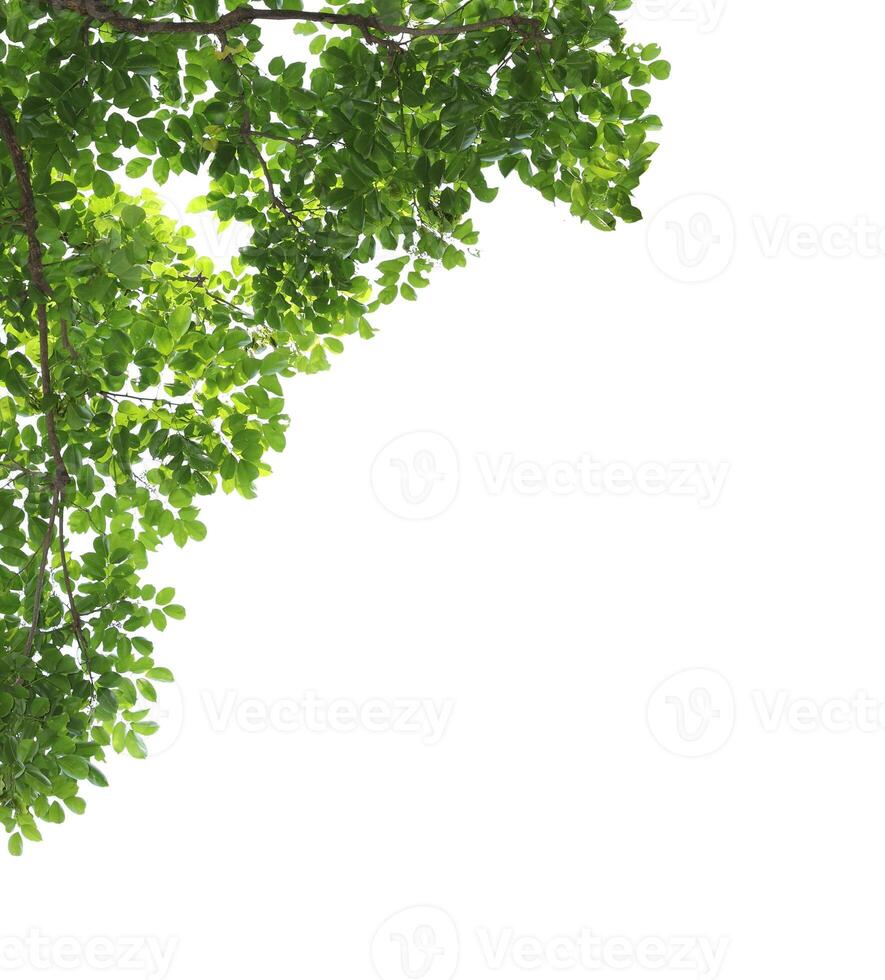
0,0,665,852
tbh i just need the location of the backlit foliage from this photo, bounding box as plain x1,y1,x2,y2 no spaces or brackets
0,0,665,852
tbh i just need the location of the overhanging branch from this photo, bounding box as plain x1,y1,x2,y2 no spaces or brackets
48,0,544,40
0,107,68,484
0,105,71,661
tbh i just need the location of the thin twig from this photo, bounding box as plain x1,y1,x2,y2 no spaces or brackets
96,389,189,407
59,318,78,358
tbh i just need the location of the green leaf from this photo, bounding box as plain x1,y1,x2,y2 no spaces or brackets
47,180,77,202
121,204,146,228
92,171,115,198
153,157,170,184
64,797,87,815
169,305,192,337
125,731,148,759
113,723,126,754
126,157,151,178
375,0,404,25
0,693,13,719
58,756,89,780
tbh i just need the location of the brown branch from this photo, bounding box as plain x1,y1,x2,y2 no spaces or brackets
244,124,301,228
0,107,68,487
0,106,71,665
59,318,78,359
57,504,94,689
222,44,302,230
50,0,543,40
0,109,49,296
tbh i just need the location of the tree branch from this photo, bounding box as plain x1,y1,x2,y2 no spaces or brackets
49,0,544,40
242,116,301,228
0,109,49,296
0,106,68,489
0,106,71,665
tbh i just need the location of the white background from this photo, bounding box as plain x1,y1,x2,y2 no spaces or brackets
6,2,885,978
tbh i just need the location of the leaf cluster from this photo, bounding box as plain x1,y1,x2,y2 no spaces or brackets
0,0,665,852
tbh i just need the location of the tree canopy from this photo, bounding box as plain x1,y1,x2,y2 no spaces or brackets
0,0,665,853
